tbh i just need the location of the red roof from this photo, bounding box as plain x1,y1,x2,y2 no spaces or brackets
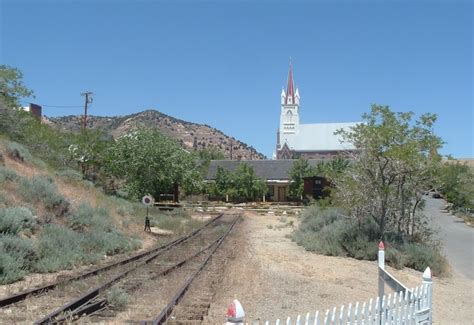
286,63,295,104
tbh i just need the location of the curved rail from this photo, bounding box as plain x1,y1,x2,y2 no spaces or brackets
0,214,223,309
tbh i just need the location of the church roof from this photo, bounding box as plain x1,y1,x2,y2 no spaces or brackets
288,122,360,151
206,159,323,181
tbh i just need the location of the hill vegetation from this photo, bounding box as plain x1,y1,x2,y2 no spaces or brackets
47,109,265,160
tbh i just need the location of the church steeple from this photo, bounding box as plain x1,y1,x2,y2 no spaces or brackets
285,62,295,105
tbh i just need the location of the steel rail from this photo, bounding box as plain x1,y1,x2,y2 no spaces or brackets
141,214,240,325
33,214,226,325
0,213,223,309
53,233,227,324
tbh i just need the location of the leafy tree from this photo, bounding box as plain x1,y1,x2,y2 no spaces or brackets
0,65,34,108
438,161,474,209
289,158,311,199
105,128,203,200
212,166,233,199
231,163,267,201
195,147,226,176
68,130,112,176
334,104,442,239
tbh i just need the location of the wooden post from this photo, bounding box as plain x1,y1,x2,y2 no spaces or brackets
378,241,385,324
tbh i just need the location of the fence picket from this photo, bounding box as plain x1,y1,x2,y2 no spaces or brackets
323,309,330,325
296,314,301,325
276,319,280,325
314,311,320,325
346,303,352,324
305,312,310,325
361,301,367,324
286,316,291,325
353,302,359,324
339,304,345,324
331,306,337,323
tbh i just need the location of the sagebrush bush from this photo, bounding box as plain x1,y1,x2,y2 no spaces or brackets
293,204,449,275
107,287,129,310
0,207,36,234
0,166,18,183
68,203,109,232
403,242,448,275
6,141,32,162
56,169,83,183
151,214,182,231
35,224,86,272
19,176,70,215
0,235,37,284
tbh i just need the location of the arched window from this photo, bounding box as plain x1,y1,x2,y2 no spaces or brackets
286,110,293,122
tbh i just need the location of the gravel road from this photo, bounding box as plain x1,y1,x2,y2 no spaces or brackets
424,196,474,279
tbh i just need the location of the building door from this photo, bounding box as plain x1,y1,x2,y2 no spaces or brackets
277,186,286,202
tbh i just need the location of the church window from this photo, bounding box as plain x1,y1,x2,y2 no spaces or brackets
286,110,293,122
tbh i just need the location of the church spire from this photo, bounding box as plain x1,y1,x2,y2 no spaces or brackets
286,60,295,104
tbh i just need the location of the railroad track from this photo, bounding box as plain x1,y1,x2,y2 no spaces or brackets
22,213,239,324
0,213,226,324
140,214,239,325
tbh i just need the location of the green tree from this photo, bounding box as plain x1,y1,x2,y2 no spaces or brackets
105,128,203,200
0,65,34,108
438,161,474,209
289,158,311,200
334,104,442,238
212,166,233,199
231,163,267,201
68,130,112,176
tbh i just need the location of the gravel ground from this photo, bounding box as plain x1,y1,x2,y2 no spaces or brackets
204,211,474,325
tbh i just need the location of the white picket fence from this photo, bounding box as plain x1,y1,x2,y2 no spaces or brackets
228,242,433,325
259,279,432,324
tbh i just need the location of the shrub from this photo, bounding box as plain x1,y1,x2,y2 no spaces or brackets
0,235,37,284
56,168,83,183
106,287,129,310
153,214,182,231
293,204,449,275
84,230,140,256
403,242,448,276
35,224,85,272
19,176,70,215
6,141,32,162
0,207,36,234
0,166,18,183
68,203,109,232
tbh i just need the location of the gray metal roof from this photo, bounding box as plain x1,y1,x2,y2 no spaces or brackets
290,122,359,151
206,159,323,180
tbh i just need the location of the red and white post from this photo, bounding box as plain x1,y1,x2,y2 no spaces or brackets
226,299,245,325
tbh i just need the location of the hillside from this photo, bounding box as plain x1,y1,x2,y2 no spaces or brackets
0,138,201,287
46,110,265,160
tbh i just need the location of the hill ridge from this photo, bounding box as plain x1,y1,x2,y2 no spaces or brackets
47,109,266,160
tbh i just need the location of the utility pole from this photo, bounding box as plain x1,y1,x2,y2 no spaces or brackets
81,91,93,130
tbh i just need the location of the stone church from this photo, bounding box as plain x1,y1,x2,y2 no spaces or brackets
275,64,360,160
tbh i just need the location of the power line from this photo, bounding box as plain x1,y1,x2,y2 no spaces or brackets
19,100,82,108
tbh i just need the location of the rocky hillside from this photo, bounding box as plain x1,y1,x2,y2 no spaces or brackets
46,110,265,160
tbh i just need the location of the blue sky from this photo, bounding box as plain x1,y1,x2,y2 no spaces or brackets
1,0,472,158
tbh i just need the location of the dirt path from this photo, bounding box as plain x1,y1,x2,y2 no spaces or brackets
205,211,474,324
